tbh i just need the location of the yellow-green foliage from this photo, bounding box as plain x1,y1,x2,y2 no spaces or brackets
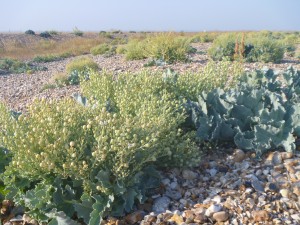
116,45,127,54
125,33,192,63
190,32,220,43
90,43,112,55
1,71,201,191
208,32,285,63
65,57,98,74
208,33,237,61
144,33,191,63
175,61,244,101
125,39,147,60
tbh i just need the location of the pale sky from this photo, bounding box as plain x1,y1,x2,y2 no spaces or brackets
1,0,299,32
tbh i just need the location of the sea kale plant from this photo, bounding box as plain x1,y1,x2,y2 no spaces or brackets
186,67,300,156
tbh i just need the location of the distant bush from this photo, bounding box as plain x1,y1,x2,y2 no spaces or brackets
110,37,128,45
51,72,69,87
125,33,192,63
48,30,59,35
116,45,127,54
73,27,84,37
32,52,72,63
25,30,35,35
246,36,284,63
99,31,113,39
144,33,191,63
66,57,98,74
190,32,219,43
208,33,284,63
39,31,51,38
112,30,121,34
0,58,47,74
125,39,147,60
90,43,116,56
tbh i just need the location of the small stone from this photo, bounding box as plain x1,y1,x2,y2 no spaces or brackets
152,196,171,214
170,181,178,189
251,178,265,192
209,168,218,177
292,185,300,196
273,218,282,224
165,189,182,200
194,214,207,223
144,215,157,224
183,210,194,219
281,152,293,160
232,149,246,162
262,169,269,175
291,214,300,221
212,211,229,222
265,182,278,192
267,152,282,165
205,204,222,217
280,189,290,198
179,198,188,205
252,210,269,222
10,215,23,222
168,214,184,224
217,165,229,173
182,170,197,180
125,211,144,224
212,195,222,204
162,178,170,186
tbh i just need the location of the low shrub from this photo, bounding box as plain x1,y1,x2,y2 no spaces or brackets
0,58,47,74
208,33,285,63
116,45,127,54
90,43,116,56
125,39,147,60
190,32,219,43
73,27,84,37
39,31,51,38
143,33,191,63
51,72,69,87
0,70,201,224
48,30,59,35
246,36,284,63
32,53,72,63
65,57,98,74
25,30,35,35
207,33,237,61
125,33,192,63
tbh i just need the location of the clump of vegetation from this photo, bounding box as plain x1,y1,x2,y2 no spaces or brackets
65,57,98,74
0,58,47,74
190,32,219,43
51,72,70,87
186,67,300,156
125,33,193,63
32,52,72,63
115,45,127,54
99,31,113,39
25,30,35,35
125,39,147,60
0,68,203,223
90,43,116,56
39,31,51,38
246,36,284,63
73,27,84,37
208,32,285,63
144,33,192,63
48,30,59,35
